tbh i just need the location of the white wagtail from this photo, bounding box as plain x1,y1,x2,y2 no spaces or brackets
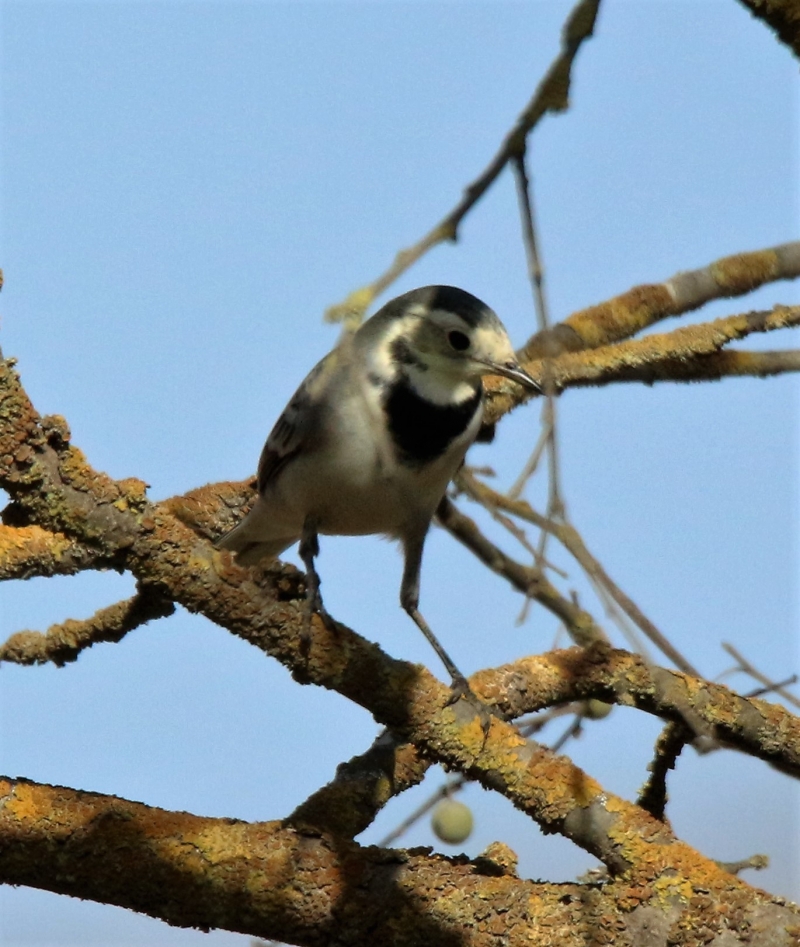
218,285,540,698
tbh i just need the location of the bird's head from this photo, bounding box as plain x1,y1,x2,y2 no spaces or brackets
369,285,541,401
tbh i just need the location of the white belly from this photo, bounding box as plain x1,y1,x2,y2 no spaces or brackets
267,437,463,539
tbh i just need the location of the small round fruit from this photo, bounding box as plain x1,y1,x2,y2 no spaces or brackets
432,799,474,845
584,699,613,720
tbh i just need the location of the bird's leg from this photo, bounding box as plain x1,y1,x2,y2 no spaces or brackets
299,518,338,641
400,531,478,707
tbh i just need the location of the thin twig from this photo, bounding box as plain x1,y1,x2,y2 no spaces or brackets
722,642,800,710
507,418,552,499
511,149,565,540
436,497,607,647
512,151,551,331
378,775,466,848
717,854,770,876
325,0,601,326
745,675,798,699
460,470,699,676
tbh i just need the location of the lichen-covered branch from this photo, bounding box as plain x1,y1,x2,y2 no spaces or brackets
0,585,175,667
0,523,103,580
482,299,800,424
2,324,798,888
644,347,800,382
524,304,800,393
476,647,800,778
287,731,428,839
1,776,795,947
0,371,146,555
517,242,800,364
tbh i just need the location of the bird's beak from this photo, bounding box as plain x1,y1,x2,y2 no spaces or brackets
483,359,541,393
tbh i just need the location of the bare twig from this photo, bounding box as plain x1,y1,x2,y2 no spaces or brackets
436,497,607,647
717,854,770,876
745,675,798,699
460,470,700,676
722,642,800,710
325,0,601,326
507,417,552,499
378,775,466,848
511,148,566,540
512,151,551,331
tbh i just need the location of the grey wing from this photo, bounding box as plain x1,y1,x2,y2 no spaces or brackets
257,353,332,493
256,397,307,493
217,350,339,563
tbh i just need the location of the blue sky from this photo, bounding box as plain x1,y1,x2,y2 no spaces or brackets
1,2,798,944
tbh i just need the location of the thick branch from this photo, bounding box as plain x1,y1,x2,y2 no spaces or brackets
0,372,145,555
0,523,104,580
476,647,800,778
518,243,800,364
287,731,428,839
1,777,795,947
5,350,798,875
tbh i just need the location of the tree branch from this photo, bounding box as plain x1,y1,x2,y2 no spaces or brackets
475,646,800,778
637,721,691,820
324,0,600,326
1,776,794,946
0,523,104,580
0,585,175,667
459,471,700,677
286,731,428,839
518,242,800,364
435,497,608,647
491,304,800,411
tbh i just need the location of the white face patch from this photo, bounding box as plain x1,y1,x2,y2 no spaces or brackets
364,304,518,406
366,314,418,381
405,365,478,406
469,323,517,368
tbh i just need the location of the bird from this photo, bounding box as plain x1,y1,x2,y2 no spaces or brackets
218,285,540,699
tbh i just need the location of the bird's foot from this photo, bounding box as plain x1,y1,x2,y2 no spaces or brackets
300,590,341,654
446,674,495,736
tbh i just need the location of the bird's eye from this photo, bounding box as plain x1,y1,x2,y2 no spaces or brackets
447,330,470,352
